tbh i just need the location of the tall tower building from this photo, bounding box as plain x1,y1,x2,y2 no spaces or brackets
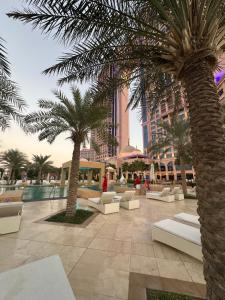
91,66,129,161
141,82,192,181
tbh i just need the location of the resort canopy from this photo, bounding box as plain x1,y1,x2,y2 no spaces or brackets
60,160,105,187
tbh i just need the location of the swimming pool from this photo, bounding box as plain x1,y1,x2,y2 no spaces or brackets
0,184,101,202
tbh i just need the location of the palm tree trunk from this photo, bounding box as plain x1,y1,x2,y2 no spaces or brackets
11,169,15,183
65,142,81,217
37,169,42,184
180,159,187,195
182,60,225,299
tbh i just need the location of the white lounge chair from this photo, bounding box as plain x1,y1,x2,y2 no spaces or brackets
0,255,76,300
152,219,202,261
0,202,23,235
87,191,119,214
119,191,140,210
174,213,200,226
187,186,196,197
172,187,184,200
146,188,175,202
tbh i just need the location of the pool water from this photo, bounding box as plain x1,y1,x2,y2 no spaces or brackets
23,186,67,202
0,184,101,202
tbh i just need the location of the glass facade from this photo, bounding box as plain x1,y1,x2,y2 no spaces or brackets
143,125,149,149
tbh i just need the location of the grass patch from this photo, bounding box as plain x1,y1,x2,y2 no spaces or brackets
146,289,203,300
184,194,197,199
46,209,94,224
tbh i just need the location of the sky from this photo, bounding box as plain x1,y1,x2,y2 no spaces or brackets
0,0,143,167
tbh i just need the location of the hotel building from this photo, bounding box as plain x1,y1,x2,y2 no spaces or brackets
80,148,96,161
141,88,194,181
142,68,225,181
91,66,129,162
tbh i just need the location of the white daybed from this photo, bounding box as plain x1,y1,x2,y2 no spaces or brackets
119,190,140,210
87,191,119,214
0,202,23,235
146,188,175,202
188,186,197,197
172,187,184,201
0,255,76,300
174,213,200,226
152,219,202,261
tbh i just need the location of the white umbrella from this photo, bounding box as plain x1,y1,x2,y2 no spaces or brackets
120,174,126,185
150,163,155,182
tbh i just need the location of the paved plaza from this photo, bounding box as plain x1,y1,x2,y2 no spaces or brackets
0,197,205,300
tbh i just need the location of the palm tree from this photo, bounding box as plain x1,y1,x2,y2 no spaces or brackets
8,1,225,296
0,37,26,130
32,154,53,184
149,119,192,195
25,87,115,217
0,149,28,182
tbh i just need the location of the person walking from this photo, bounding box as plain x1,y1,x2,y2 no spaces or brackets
102,175,108,192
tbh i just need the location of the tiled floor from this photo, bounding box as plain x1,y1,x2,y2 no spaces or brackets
0,197,205,300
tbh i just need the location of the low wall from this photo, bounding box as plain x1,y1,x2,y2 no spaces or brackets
77,188,101,199
0,190,24,203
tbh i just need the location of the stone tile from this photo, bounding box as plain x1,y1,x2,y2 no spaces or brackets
120,241,132,254
50,233,82,246
89,238,132,255
77,248,130,272
17,240,50,257
157,259,192,282
88,238,111,251
184,261,205,284
0,253,30,272
152,243,165,258
72,235,93,247
59,246,86,274
69,266,129,299
0,238,30,259
131,243,154,257
114,229,133,241
130,255,159,276
153,243,181,260
96,227,116,239
74,289,122,300
179,252,201,263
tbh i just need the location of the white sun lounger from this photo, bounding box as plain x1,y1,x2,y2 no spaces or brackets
152,219,202,261
0,255,76,300
0,202,23,235
119,191,140,210
88,191,119,214
174,213,200,226
146,188,175,202
172,187,184,201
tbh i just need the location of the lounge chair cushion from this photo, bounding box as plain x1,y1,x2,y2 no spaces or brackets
173,187,182,194
0,255,76,300
101,198,113,204
100,192,116,204
120,194,131,202
160,188,171,196
88,198,100,204
153,219,201,245
175,213,199,226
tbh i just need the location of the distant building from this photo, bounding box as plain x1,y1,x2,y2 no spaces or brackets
91,65,129,162
80,148,96,161
141,77,194,181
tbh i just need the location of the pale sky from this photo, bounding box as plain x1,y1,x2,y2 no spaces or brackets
0,0,143,167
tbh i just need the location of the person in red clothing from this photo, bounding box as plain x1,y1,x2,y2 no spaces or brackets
144,178,150,191
134,176,141,188
102,175,108,192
